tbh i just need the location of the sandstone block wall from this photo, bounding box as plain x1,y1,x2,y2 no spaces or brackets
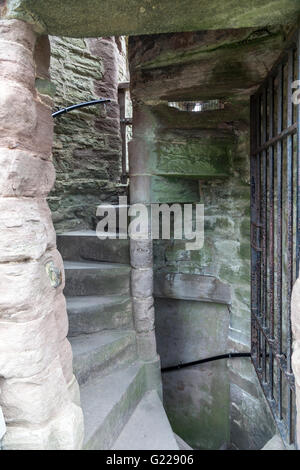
48,36,128,232
0,19,83,450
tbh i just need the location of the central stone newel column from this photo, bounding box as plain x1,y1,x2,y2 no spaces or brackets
0,18,84,450
129,104,162,392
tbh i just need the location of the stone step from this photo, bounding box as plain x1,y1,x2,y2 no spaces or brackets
58,230,130,264
64,261,131,297
67,295,133,337
70,330,137,386
82,362,146,449
112,390,179,450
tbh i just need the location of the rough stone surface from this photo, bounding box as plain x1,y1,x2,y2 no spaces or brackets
70,330,137,386
154,272,231,304
81,362,145,450
291,278,300,448
131,268,153,298
67,295,133,336
133,297,155,334
136,330,158,362
0,18,83,450
57,231,130,264
156,299,230,449
229,383,275,450
48,36,127,232
4,1,298,37
0,148,55,197
0,198,56,262
129,26,281,449
112,390,179,450
63,261,131,297
130,239,153,269
59,230,165,450
2,401,84,450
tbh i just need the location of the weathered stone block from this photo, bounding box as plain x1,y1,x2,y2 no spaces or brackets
155,298,230,449
67,374,81,407
0,197,56,262
0,356,71,425
130,175,151,204
54,293,68,340
133,296,155,333
129,138,152,175
155,299,229,367
57,337,74,384
130,239,153,268
49,35,125,231
151,175,199,203
0,19,36,51
0,310,60,379
155,131,233,178
0,80,37,137
2,401,84,450
162,362,229,450
136,330,157,362
0,250,65,322
0,149,55,197
230,383,275,450
154,272,231,304
0,39,35,89
131,267,153,298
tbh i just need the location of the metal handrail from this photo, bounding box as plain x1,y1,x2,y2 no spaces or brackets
52,98,111,118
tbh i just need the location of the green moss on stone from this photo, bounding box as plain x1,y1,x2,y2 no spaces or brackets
35,78,56,97
5,0,299,37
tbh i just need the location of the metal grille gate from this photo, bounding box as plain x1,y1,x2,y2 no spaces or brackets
250,28,300,447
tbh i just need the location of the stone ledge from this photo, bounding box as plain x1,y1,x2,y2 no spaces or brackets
154,271,231,304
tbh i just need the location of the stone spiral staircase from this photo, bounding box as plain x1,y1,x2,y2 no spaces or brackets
57,230,179,450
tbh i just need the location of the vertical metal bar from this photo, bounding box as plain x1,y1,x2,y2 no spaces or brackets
256,94,262,371
277,64,284,420
250,94,257,367
287,49,294,443
297,31,300,280
118,86,127,184
251,32,299,447
262,86,268,382
295,29,300,449
268,75,275,399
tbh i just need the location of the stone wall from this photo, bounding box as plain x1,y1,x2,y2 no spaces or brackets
151,127,276,449
156,297,230,450
0,19,83,449
48,36,128,233
128,28,285,449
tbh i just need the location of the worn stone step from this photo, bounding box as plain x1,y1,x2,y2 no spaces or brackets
112,390,179,450
70,330,137,386
58,230,130,264
82,362,146,449
67,295,133,337
64,261,131,296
